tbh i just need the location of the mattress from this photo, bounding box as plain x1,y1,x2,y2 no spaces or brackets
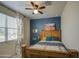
29,41,68,52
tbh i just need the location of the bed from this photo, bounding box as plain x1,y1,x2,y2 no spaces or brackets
28,41,67,52
22,25,78,58
22,41,78,58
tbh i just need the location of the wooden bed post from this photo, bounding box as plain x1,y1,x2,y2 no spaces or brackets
68,49,78,58
21,44,26,58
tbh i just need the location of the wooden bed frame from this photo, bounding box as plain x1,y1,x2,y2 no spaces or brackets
21,29,78,58
21,45,78,58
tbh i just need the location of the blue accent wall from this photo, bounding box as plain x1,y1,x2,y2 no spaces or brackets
30,16,61,45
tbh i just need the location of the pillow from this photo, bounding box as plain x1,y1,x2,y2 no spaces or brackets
46,36,60,41
46,36,52,41
52,37,60,41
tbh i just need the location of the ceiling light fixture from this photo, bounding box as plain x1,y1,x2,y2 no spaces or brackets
34,9,38,14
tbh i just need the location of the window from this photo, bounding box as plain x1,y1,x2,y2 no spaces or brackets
0,13,17,42
0,13,6,27
7,16,17,41
8,29,17,40
0,28,5,42
7,16,17,28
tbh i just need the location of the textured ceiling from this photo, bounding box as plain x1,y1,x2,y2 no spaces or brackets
0,1,67,19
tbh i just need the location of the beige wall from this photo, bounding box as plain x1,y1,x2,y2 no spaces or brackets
0,5,16,18
22,17,30,47
0,40,16,57
61,2,79,51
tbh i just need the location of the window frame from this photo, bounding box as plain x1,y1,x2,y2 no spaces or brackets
0,13,17,43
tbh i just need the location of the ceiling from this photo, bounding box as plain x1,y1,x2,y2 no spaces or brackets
0,1,67,19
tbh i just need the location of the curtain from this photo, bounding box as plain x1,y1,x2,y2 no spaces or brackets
15,13,24,57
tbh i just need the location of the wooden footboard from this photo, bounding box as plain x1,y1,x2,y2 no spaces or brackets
22,45,78,58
